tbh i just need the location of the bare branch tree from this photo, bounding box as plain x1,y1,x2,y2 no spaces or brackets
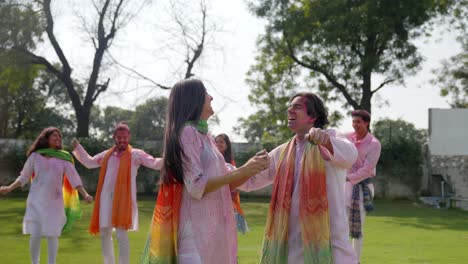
13,0,141,136
108,0,217,94
172,0,208,79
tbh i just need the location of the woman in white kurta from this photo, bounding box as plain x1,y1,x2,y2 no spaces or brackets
19,152,87,236
0,127,93,264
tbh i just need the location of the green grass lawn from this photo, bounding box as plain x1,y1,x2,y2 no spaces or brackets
1,196,468,263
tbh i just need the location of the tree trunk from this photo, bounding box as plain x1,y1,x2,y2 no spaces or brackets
360,72,372,113
14,107,25,138
0,86,9,137
75,107,90,137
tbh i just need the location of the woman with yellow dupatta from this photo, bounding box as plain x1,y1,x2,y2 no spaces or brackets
0,127,93,264
139,79,269,264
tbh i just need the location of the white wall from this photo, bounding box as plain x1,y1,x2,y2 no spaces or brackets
429,108,468,156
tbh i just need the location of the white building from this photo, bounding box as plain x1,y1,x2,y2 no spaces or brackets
423,108,468,210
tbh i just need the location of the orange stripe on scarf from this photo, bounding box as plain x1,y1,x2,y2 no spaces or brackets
139,171,183,263
89,145,133,235
231,191,245,216
260,137,332,263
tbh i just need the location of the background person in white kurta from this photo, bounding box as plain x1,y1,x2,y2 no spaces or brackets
0,127,93,264
71,122,162,264
238,93,359,264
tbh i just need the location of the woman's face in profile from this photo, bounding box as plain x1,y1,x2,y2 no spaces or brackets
200,91,214,120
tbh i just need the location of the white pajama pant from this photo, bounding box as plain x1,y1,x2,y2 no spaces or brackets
100,227,130,264
28,221,59,264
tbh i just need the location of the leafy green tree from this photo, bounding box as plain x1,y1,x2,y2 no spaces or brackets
432,0,467,108
131,97,167,141
435,42,468,108
91,106,134,141
0,2,72,138
238,0,452,142
0,64,75,138
4,0,142,137
91,96,167,141
248,0,452,111
373,118,426,194
1,1,43,137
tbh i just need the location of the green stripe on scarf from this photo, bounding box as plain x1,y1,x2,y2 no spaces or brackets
185,120,208,134
36,148,74,163
36,148,82,233
260,137,332,264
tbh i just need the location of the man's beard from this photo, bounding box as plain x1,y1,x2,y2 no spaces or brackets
115,142,128,151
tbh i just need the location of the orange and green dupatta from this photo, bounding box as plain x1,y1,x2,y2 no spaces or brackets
35,148,81,233
139,170,183,264
260,137,332,264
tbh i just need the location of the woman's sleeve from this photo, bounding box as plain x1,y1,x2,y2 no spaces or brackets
17,154,35,186
237,146,281,192
180,126,208,200
63,161,84,188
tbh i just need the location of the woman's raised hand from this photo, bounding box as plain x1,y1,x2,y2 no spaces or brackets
243,150,270,174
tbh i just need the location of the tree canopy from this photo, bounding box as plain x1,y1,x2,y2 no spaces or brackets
373,118,426,192
432,0,467,108
0,2,71,138
237,0,453,142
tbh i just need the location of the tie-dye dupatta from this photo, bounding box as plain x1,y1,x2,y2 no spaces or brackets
139,171,183,264
260,137,333,264
35,148,81,233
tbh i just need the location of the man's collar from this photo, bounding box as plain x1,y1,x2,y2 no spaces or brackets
354,132,372,143
295,134,308,145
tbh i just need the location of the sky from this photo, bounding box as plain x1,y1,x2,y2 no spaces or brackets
38,0,461,142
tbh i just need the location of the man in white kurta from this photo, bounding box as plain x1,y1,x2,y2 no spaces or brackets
239,93,358,264
72,123,161,264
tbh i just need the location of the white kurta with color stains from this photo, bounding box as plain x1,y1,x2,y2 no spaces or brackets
17,152,84,237
73,145,161,230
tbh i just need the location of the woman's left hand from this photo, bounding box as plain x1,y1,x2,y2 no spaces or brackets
0,186,10,194
83,194,94,203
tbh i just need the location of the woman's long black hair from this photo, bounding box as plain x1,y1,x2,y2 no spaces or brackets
26,127,63,157
161,79,206,184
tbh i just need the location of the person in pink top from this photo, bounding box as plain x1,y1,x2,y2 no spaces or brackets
345,110,381,262
238,92,358,264
141,79,269,264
